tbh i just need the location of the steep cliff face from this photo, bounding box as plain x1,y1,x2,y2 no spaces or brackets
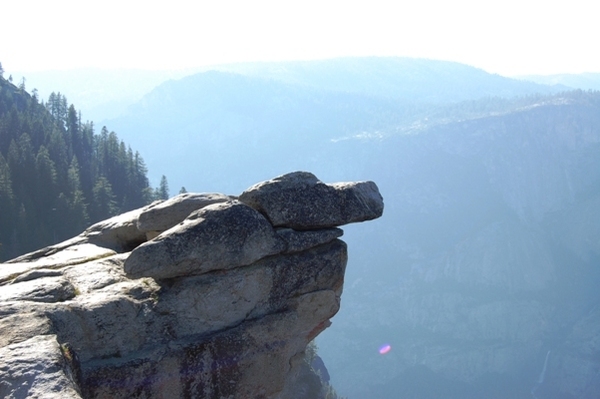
0,172,383,399
316,94,600,398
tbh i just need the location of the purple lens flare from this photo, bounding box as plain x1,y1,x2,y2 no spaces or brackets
379,344,391,355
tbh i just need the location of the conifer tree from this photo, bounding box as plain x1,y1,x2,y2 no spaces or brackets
0,153,14,259
34,145,57,218
66,157,89,233
91,176,117,222
155,175,170,200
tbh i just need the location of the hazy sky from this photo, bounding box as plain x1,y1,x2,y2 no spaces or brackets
2,0,598,76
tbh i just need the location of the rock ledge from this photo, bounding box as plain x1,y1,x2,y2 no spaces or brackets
0,172,383,399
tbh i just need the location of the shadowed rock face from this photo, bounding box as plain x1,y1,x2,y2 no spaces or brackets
0,172,383,399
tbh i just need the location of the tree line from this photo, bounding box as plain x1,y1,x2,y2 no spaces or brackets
0,74,168,261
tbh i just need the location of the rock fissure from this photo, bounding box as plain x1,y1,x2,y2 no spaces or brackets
0,172,383,399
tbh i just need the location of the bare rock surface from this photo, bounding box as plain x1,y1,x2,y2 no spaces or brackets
239,171,384,229
0,335,82,399
136,192,231,238
0,276,75,303
0,172,383,399
124,201,286,280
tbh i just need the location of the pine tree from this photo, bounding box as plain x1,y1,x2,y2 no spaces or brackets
91,176,117,222
0,153,14,259
34,146,57,214
65,157,88,234
155,175,170,200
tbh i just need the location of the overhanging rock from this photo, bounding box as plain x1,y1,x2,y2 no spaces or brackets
0,171,383,399
239,171,384,229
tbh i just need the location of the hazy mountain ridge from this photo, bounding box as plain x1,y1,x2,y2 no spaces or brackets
519,72,600,92
105,59,579,191
319,93,600,398
199,57,563,102
107,70,420,191
10,57,592,135
8,68,202,122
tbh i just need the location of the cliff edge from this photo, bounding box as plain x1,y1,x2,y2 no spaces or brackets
0,171,383,399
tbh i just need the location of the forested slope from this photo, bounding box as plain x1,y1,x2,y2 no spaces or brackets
0,76,154,260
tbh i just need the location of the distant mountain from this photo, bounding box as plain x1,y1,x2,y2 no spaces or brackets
9,68,201,122
105,57,566,190
518,72,600,91
106,70,416,191
11,57,565,129
7,57,599,127
199,57,562,102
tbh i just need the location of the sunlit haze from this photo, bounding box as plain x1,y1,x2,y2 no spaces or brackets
2,0,598,76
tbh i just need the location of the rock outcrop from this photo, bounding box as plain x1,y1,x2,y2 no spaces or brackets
0,172,383,399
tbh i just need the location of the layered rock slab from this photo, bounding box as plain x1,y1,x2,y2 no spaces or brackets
124,201,286,280
136,193,231,239
0,171,383,399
